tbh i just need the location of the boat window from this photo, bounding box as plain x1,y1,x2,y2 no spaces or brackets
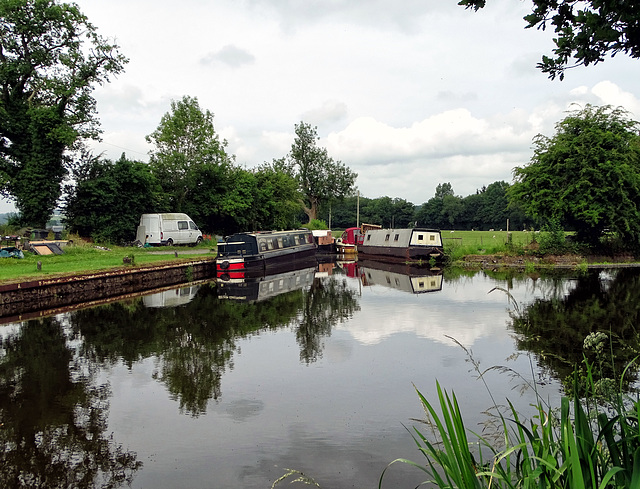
430,234,436,241
277,238,284,248
418,234,424,241
299,234,306,243
267,240,274,250
385,234,390,241
367,235,371,241
394,234,399,241
178,221,188,230
258,239,267,252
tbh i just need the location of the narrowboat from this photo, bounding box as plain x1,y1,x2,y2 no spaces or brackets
216,229,316,279
358,228,444,262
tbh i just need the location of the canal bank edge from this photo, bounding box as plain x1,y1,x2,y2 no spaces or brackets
459,253,640,270
0,257,217,320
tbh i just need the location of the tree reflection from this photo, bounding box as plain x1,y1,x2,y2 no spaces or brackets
296,276,360,364
0,317,141,488
510,269,640,392
68,276,358,416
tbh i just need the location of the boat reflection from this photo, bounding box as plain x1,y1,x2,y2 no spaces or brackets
338,259,444,294
217,260,317,303
142,284,201,308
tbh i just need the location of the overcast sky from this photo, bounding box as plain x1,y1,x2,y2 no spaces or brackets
3,0,640,214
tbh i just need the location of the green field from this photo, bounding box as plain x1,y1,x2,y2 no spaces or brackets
0,242,216,283
441,230,536,249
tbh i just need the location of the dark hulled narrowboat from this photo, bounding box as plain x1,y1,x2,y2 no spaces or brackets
216,229,317,279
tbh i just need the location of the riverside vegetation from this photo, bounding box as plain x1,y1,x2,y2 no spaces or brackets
0,233,216,284
0,226,636,284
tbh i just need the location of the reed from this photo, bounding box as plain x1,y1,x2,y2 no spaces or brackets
380,355,640,489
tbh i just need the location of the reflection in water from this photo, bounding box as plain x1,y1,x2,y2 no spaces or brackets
217,267,316,302
357,259,443,294
4,265,640,487
509,268,640,391
67,269,359,415
142,285,201,308
0,316,142,488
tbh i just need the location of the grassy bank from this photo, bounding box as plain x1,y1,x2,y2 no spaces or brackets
443,230,537,261
0,241,216,283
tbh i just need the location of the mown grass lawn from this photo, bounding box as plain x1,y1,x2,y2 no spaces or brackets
0,242,217,284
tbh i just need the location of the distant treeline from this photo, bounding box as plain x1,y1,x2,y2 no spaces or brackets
322,181,528,231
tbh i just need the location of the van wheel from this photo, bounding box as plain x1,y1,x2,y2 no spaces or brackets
166,238,173,246
190,236,202,247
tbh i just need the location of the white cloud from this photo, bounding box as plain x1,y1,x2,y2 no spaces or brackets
4,0,639,215
200,45,256,68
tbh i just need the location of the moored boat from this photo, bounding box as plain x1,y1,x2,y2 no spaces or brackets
335,227,361,254
216,229,317,279
335,223,381,254
358,228,444,262
312,229,336,254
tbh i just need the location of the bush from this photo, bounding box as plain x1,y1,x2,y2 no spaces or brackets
537,219,570,254
305,219,328,230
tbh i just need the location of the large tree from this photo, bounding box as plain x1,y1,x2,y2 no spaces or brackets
509,105,640,247
459,0,640,79
285,121,357,223
63,153,162,243
146,95,233,211
0,0,127,226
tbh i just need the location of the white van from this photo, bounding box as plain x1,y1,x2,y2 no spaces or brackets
136,213,203,246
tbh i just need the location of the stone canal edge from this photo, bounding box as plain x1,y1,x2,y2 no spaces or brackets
0,257,217,323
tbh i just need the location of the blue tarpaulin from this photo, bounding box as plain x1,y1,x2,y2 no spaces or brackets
0,247,24,259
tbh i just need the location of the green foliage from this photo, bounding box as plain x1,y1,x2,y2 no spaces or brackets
509,105,640,249
63,154,162,243
0,0,127,226
146,95,234,212
536,218,571,254
305,219,328,230
284,122,357,223
145,97,303,234
252,162,301,230
382,355,640,489
459,0,640,80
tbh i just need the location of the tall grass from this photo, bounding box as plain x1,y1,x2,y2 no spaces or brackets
380,346,640,489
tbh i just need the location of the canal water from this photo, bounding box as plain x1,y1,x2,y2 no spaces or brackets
2,262,640,489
